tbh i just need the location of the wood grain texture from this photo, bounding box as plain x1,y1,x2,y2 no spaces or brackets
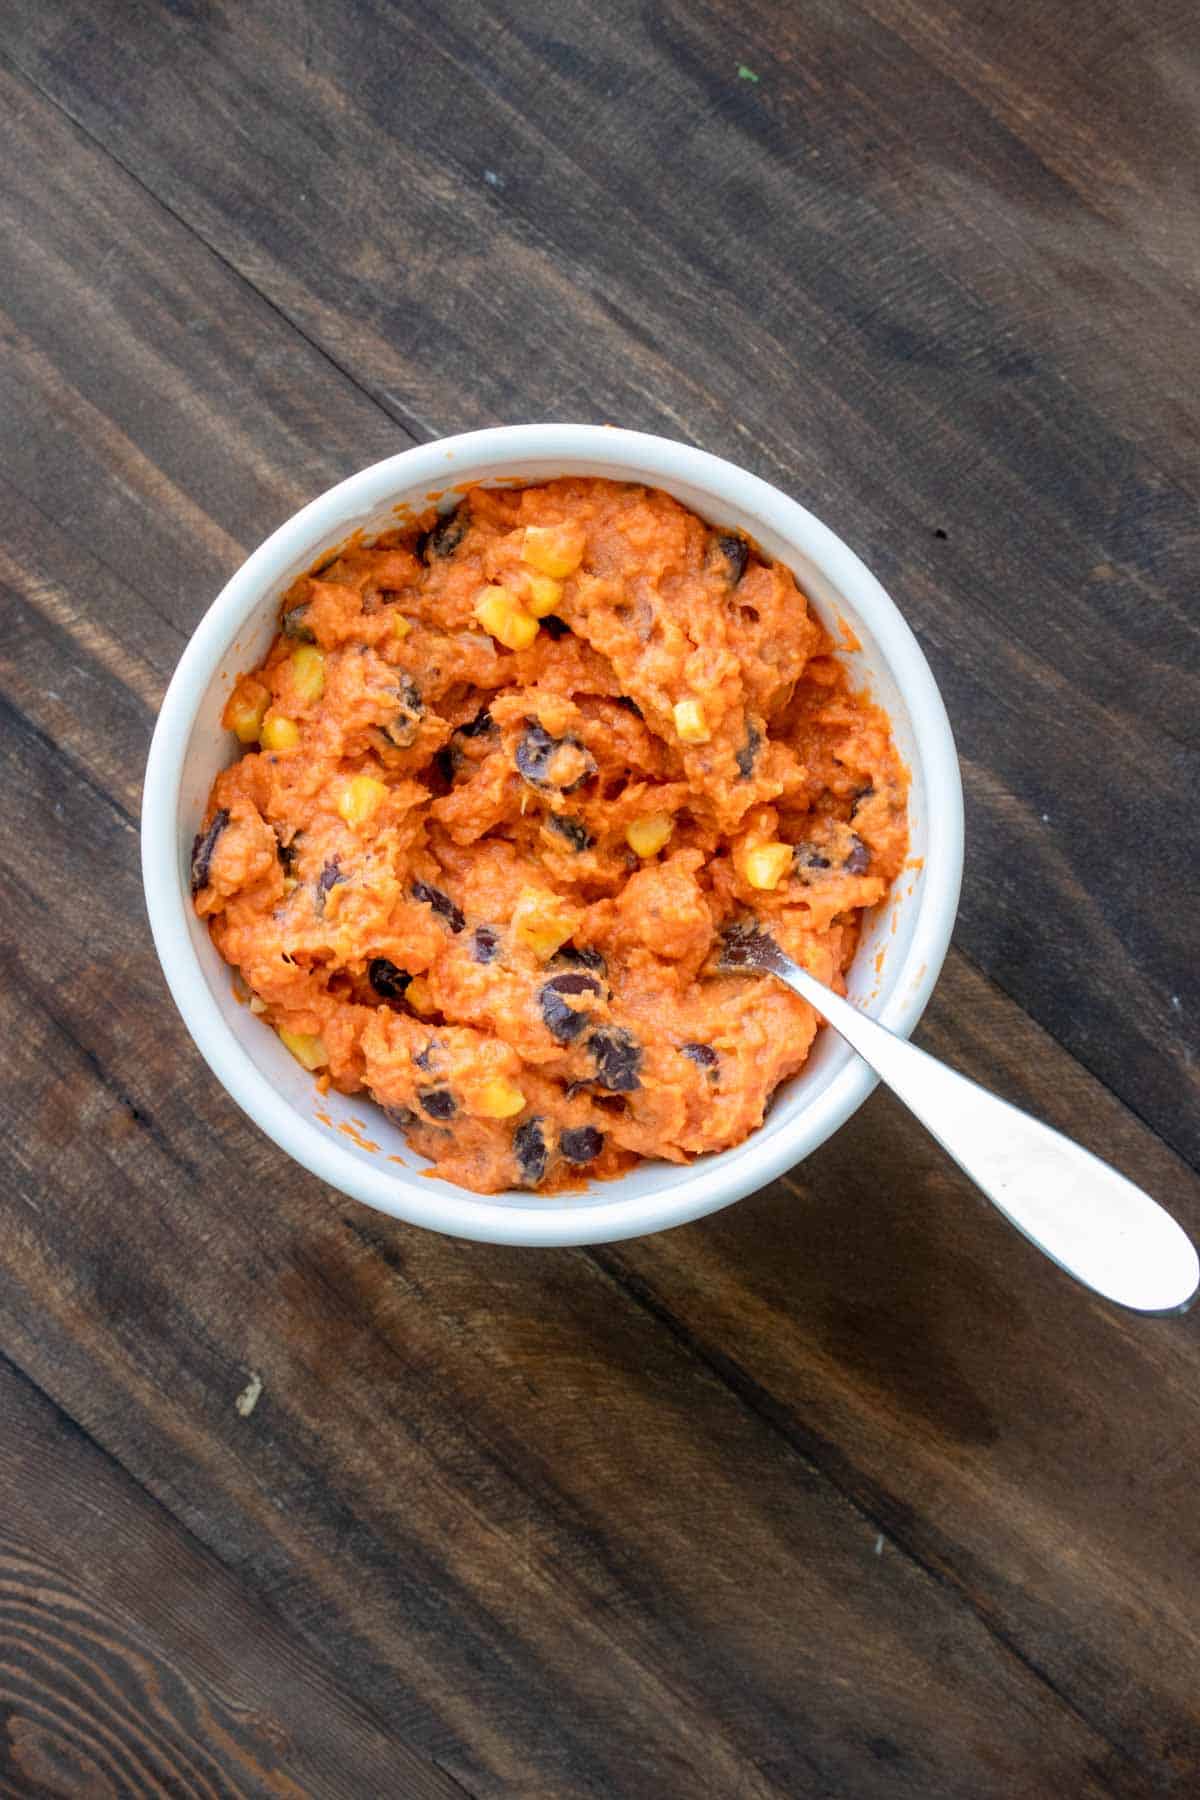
0,0,1198,1794
0,1356,468,1799
5,0,1198,1159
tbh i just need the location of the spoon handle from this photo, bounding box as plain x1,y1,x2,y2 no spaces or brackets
775,959,1198,1314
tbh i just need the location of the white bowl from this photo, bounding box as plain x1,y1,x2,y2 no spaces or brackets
142,425,963,1246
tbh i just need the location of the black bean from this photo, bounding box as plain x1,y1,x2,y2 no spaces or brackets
552,944,607,975
419,506,467,562
281,602,315,642
547,813,595,852
515,722,597,795
383,675,424,749
412,879,465,933
735,720,763,780
275,827,301,875
368,958,411,1001
456,707,495,739
418,1088,456,1121
381,1103,418,1130
560,1125,604,1165
793,844,833,873
471,925,500,963
681,1041,718,1071
844,835,871,875
316,856,347,912
190,809,229,895
715,532,750,585
431,745,460,789
547,971,603,998
593,1092,628,1115
615,694,643,717
513,1117,549,1187
851,785,875,818
540,970,603,1043
540,614,572,640
588,1027,642,1093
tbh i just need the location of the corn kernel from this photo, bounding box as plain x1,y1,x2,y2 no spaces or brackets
405,976,435,1015
278,1028,328,1071
673,699,710,744
744,842,793,891
260,714,301,752
290,643,326,705
511,888,575,961
337,774,388,828
475,1076,527,1119
519,572,563,618
226,680,270,745
474,585,540,651
521,524,585,579
625,812,674,859
391,613,412,639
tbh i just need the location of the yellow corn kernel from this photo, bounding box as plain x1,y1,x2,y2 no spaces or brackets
337,774,388,828
474,1076,527,1119
625,812,674,859
511,888,575,961
521,524,585,579
744,842,793,891
391,613,412,639
474,585,540,651
405,975,435,1015
278,1028,328,1071
518,572,563,618
260,714,301,752
673,699,710,744
290,642,326,705
226,681,270,745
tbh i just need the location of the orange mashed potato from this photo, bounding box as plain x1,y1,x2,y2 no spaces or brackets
193,479,907,1193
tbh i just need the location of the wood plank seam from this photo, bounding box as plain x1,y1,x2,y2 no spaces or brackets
0,1346,483,1800
0,937,208,1195
929,936,1199,1181
584,1244,1142,1773
0,47,432,456
0,686,138,834
0,467,192,677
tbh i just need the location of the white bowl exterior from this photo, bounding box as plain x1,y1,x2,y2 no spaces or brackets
142,426,963,1245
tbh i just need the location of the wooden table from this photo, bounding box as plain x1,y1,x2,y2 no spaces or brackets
1,2,1197,1794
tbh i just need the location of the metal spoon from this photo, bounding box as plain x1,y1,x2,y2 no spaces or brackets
720,924,1198,1314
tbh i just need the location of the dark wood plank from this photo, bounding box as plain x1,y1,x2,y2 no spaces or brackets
0,7,1198,1798
0,55,416,639
0,218,1195,1793
0,1354,470,1800
4,0,1197,1165
0,687,1181,1795
597,947,1200,1778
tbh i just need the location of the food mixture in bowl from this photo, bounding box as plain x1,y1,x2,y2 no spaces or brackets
192,479,908,1193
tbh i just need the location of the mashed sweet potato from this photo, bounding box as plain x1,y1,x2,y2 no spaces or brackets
193,479,908,1193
